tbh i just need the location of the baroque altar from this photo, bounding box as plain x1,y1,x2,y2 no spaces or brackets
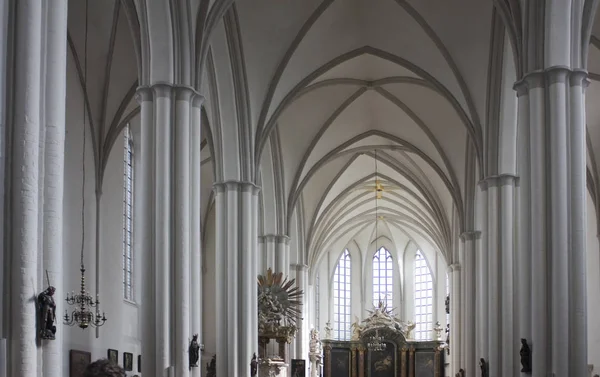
322,302,445,377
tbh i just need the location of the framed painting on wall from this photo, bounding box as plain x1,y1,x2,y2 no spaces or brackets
291,359,306,377
368,342,396,377
123,352,133,371
107,349,118,365
415,351,435,377
330,348,351,377
69,349,91,377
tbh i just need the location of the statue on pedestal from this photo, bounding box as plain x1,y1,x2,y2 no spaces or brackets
433,321,443,341
324,322,333,339
37,286,57,340
189,334,200,369
520,338,532,373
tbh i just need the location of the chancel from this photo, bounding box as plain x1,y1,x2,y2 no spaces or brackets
2,1,600,377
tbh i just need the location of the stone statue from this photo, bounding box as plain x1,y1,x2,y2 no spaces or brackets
520,338,532,373
309,328,323,355
324,322,333,339
189,334,200,368
433,321,443,340
206,355,216,377
350,316,362,340
37,286,57,340
454,369,464,377
480,358,488,377
445,324,450,355
445,295,450,314
250,353,258,377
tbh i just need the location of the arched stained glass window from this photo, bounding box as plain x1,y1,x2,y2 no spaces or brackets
333,249,351,340
372,247,393,308
414,250,433,340
123,125,134,301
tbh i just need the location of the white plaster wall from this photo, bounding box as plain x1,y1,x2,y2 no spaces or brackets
587,191,600,374
62,53,142,374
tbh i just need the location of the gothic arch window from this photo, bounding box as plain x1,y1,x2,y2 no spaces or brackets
372,247,393,308
123,125,134,301
414,250,433,340
333,249,351,340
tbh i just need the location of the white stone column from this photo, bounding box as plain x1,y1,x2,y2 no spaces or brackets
9,1,43,376
41,0,68,375
294,264,309,369
259,234,290,276
569,71,588,376
475,184,488,369
513,67,589,376
190,94,204,377
515,83,532,377
174,86,194,377
449,263,461,375
137,84,200,377
214,181,260,377
460,231,479,375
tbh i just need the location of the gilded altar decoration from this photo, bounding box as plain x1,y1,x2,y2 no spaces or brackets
356,301,415,340
257,268,303,338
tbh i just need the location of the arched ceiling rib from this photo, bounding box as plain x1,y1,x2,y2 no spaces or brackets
217,0,497,266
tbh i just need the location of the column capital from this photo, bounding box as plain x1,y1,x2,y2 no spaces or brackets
448,263,461,272
513,67,589,93
292,263,309,271
213,180,261,195
258,234,290,244
478,174,518,189
459,231,481,241
135,82,203,103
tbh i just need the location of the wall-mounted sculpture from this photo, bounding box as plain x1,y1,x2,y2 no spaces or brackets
480,358,488,377
520,338,532,373
206,355,216,377
37,285,57,340
189,334,200,369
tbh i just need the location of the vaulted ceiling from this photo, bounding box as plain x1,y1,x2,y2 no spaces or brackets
67,0,600,267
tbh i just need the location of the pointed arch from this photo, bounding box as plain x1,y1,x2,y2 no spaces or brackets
414,249,433,340
333,249,352,340
372,247,393,308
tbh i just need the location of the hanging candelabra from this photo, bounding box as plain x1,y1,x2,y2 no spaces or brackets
63,0,107,330
367,330,386,352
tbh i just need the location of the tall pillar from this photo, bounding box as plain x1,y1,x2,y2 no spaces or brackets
137,84,201,377
514,67,589,376
190,94,204,377
480,175,517,377
41,1,68,376
259,234,290,276
475,184,489,370
214,181,260,377
294,264,309,368
515,83,532,377
449,263,461,375
460,231,479,375
9,1,43,376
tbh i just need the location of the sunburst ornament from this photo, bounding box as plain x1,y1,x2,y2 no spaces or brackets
257,268,303,329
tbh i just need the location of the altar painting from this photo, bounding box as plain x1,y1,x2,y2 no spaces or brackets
415,351,435,377
330,348,351,377
368,342,395,377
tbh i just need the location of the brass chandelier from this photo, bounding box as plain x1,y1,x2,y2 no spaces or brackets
63,0,107,330
367,150,386,352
